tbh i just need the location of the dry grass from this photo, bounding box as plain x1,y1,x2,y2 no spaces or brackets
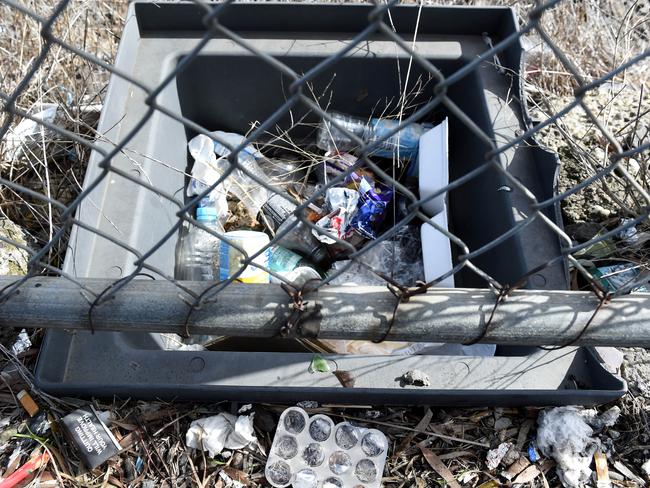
0,0,128,267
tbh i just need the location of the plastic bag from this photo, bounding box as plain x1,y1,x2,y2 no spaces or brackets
188,131,270,217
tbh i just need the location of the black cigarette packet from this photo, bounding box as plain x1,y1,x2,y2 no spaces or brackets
61,406,121,469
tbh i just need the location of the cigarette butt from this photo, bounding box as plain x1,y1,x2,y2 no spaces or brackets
16,390,39,417
594,451,610,485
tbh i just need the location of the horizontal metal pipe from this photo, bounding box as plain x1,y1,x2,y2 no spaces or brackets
0,277,648,347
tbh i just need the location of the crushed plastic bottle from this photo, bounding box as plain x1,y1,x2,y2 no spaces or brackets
316,112,428,159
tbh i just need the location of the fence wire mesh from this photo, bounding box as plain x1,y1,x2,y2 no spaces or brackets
0,0,648,346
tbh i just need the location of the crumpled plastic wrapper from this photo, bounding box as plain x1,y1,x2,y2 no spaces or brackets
329,226,424,287
324,226,495,357
313,188,359,244
536,406,620,488
186,413,258,458
10,329,31,356
349,177,393,239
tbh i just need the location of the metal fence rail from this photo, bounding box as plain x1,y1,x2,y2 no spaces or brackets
0,0,648,348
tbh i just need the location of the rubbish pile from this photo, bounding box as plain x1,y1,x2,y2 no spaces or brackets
176,112,493,356
177,113,440,288
0,328,645,488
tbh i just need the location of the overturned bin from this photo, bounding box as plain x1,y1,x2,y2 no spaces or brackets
35,2,625,405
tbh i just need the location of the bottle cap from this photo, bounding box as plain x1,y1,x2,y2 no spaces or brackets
196,207,218,221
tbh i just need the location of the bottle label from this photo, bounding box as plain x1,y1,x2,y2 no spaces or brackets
261,194,296,230
219,233,270,283
269,246,303,273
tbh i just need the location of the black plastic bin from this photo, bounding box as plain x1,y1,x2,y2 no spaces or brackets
35,2,625,406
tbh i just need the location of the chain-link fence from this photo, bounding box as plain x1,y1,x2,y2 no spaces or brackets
0,0,649,348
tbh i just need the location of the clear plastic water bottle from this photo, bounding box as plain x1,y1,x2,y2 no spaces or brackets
316,111,426,159
181,206,224,281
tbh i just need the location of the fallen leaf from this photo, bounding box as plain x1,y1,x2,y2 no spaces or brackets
516,419,534,451
396,409,433,453
333,370,355,388
111,419,138,431
476,480,501,488
613,461,646,486
503,456,530,481
420,446,461,488
221,467,249,484
438,450,474,461
513,464,541,484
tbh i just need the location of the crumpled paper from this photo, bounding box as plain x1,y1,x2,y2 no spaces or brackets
185,413,257,458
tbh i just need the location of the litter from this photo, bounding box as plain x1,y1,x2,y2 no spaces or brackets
185,413,258,458
317,151,358,184
400,370,431,387
219,230,270,283
265,407,388,488
16,390,39,418
316,111,427,159
528,439,540,462
615,218,639,244
421,209,454,287
9,330,31,356
61,406,121,469
188,131,270,217
417,118,449,217
178,112,494,360
3,104,58,162
269,246,321,288
177,204,225,281
349,177,393,240
593,264,649,293
277,216,331,267
485,442,512,470
0,451,50,488
313,188,359,244
536,406,620,488
594,451,611,488
328,226,424,288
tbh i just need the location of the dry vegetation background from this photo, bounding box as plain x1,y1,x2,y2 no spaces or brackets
0,0,648,487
